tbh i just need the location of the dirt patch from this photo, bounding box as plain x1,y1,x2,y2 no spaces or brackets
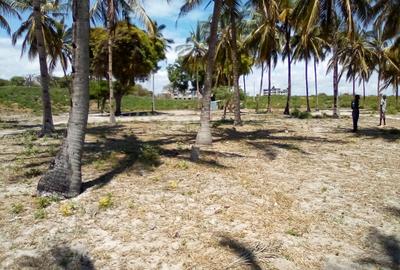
1,113,399,269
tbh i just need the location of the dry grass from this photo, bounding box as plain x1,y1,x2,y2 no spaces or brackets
0,112,399,270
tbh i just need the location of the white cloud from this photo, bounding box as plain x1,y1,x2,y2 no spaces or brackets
0,38,64,79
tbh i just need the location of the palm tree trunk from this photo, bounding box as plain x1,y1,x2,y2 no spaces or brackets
107,0,116,125
152,72,155,113
37,0,90,198
195,0,222,145
332,41,339,118
314,58,319,111
33,0,54,136
363,78,366,101
267,59,272,113
305,57,310,112
259,62,264,96
243,75,247,97
283,23,291,115
230,8,242,126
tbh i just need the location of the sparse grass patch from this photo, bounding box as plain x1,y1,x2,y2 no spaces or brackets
10,203,24,214
175,160,189,170
34,209,47,219
24,168,42,178
286,228,302,237
35,196,59,209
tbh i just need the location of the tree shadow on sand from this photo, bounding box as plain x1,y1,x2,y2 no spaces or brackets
81,125,230,191
16,245,95,270
336,127,400,142
357,228,400,270
219,237,263,270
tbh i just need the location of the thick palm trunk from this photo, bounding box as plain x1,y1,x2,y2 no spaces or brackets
283,24,292,115
230,7,242,126
267,59,272,112
107,0,116,125
305,58,310,112
332,42,339,118
37,0,90,198
33,0,54,136
195,0,222,145
314,58,319,111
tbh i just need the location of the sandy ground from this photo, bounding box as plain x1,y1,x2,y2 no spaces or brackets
0,111,399,270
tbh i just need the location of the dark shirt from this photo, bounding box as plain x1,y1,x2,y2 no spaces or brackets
351,100,359,114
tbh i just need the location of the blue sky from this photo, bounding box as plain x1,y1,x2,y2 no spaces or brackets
0,0,392,96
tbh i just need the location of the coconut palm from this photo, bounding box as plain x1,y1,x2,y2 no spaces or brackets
0,0,20,34
177,21,207,97
337,29,375,98
12,0,67,135
91,0,154,125
245,0,280,113
292,26,326,112
38,0,90,197
372,0,400,45
293,0,369,116
179,0,223,146
279,0,295,115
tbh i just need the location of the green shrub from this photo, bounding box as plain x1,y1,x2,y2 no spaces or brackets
139,144,161,166
10,76,25,86
0,78,9,86
34,209,47,219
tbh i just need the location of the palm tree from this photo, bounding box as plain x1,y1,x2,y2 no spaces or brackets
279,0,295,115
337,29,375,98
226,0,242,126
366,28,398,99
12,0,66,135
382,48,400,105
292,26,326,112
372,0,400,46
293,0,369,116
91,0,154,125
0,0,19,34
177,21,207,98
179,0,223,146
38,0,90,198
245,0,280,113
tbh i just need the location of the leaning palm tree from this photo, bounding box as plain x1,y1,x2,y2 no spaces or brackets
0,0,20,34
38,0,90,198
12,0,66,135
179,0,223,146
91,0,154,125
372,0,400,46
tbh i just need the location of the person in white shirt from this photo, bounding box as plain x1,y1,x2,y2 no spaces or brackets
379,95,387,126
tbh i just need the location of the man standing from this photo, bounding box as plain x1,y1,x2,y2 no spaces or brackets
379,95,387,126
351,95,360,132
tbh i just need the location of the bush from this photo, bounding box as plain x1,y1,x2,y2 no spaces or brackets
139,144,161,166
10,76,25,86
291,108,312,119
0,78,9,86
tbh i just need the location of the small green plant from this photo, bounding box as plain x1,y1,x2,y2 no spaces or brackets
10,203,24,214
98,193,113,209
321,187,328,193
34,209,47,219
24,168,42,178
35,196,59,209
286,228,301,237
175,160,189,170
139,144,161,166
60,203,76,216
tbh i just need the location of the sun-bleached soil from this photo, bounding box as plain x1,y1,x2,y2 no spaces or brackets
0,111,399,270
